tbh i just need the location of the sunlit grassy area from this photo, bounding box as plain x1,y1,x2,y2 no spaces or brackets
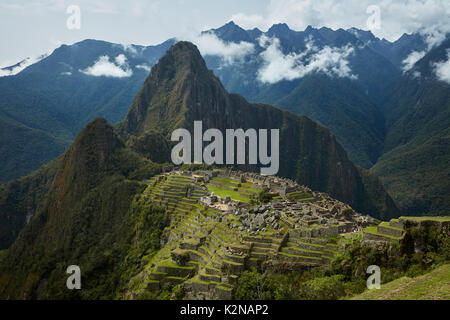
206,185,252,203
363,226,403,240
351,264,450,300
400,216,450,222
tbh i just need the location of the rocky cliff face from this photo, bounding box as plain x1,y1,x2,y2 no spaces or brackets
118,41,399,220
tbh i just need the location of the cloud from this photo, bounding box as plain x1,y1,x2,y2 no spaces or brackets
257,35,356,84
229,13,266,29
136,64,151,72
433,49,450,84
178,32,255,65
229,0,450,42
402,50,426,72
80,54,133,78
0,53,48,77
121,44,138,55
419,22,450,49
114,54,127,66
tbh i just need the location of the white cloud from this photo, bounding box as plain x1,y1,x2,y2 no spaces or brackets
419,22,450,49
178,32,255,65
402,50,426,72
433,49,450,84
229,0,450,42
257,35,356,84
0,53,48,77
229,13,266,29
115,54,127,66
80,55,133,78
121,44,138,55
136,64,151,72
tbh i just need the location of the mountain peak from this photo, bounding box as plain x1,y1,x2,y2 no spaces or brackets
166,41,203,59
150,41,209,79
207,21,251,42
218,20,247,33
51,117,124,205
119,41,223,136
224,20,238,27
347,27,377,43
68,117,123,169
268,23,292,34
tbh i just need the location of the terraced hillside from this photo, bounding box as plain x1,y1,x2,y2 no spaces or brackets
124,170,374,299
363,216,450,243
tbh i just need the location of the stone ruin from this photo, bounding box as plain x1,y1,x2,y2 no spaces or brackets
126,169,378,300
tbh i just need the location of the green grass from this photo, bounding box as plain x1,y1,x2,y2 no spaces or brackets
158,258,195,270
296,240,325,248
188,275,221,285
379,221,404,231
363,226,403,240
351,264,450,300
287,191,312,198
183,238,200,246
213,228,234,244
206,185,251,203
400,216,450,222
277,251,322,260
213,176,239,184
217,284,233,291
166,276,185,280
286,191,314,202
298,197,316,201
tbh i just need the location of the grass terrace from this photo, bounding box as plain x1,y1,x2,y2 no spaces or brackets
207,184,251,203
286,191,315,202
363,226,404,241
400,216,450,222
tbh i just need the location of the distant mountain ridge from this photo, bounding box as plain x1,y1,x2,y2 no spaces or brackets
0,38,175,183
0,24,428,183
0,22,448,218
202,22,422,168
372,38,450,216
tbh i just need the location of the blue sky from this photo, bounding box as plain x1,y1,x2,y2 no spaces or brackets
1,0,449,66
